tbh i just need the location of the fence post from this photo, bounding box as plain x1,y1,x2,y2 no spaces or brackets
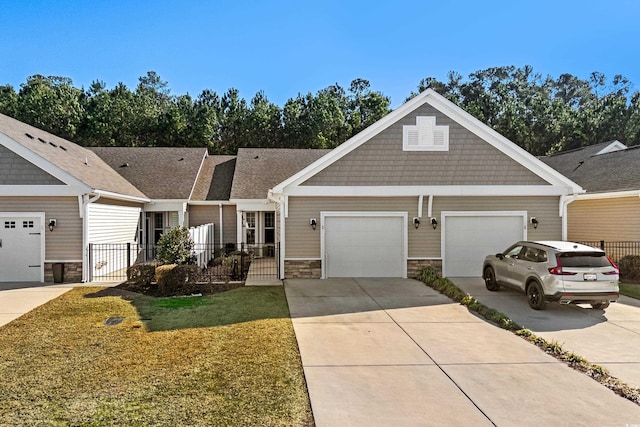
126,242,131,269
241,242,245,280
88,243,93,282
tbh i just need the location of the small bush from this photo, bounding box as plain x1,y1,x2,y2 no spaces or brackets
156,226,195,265
155,264,201,296
127,263,156,286
618,255,640,282
418,266,440,285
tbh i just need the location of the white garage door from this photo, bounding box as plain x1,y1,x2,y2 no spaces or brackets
323,214,406,278
0,214,44,282
443,213,525,277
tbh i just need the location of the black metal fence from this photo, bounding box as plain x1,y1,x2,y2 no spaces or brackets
578,241,640,262
88,242,279,283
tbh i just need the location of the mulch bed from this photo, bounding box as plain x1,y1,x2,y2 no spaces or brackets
113,280,245,298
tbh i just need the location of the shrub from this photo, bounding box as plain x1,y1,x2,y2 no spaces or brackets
617,255,640,282
156,226,195,265
155,264,201,296
126,263,156,286
418,266,440,285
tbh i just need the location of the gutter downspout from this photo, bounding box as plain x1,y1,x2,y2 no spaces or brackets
560,194,578,241
219,203,224,248
267,190,285,280
81,193,101,282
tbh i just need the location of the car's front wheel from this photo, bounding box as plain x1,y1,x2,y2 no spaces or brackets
483,267,500,291
526,281,547,310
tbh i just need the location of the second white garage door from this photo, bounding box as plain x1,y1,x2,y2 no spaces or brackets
443,212,526,277
323,213,406,278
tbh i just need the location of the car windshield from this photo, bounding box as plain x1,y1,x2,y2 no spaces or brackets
558,252,610,268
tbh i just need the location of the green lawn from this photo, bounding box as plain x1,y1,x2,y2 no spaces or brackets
620,282,640,300
0,287,313,426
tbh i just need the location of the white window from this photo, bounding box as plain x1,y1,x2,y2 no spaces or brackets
245,212,256,244
403,116,449,151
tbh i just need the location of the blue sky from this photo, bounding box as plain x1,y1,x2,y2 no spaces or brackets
1,0,639,107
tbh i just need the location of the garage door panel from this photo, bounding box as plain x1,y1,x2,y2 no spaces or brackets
324,216,404,278
0,215,43,282
444,215,524,277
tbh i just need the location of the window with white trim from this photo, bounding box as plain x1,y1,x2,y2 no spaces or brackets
245,212,256,244
403,116,449,151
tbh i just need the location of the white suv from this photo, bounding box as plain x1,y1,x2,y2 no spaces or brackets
483,241,619,310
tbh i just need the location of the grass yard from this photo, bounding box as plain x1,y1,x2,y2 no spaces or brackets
0,286,313,426
620,282,640,300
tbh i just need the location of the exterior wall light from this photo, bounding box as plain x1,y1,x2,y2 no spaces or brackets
530,217,539,229
310,218,317,231
48,219,57,232
431,217,438,230
413,217,420,229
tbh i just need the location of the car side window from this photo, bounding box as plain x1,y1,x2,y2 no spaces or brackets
520,247,545,262
505,245,524,259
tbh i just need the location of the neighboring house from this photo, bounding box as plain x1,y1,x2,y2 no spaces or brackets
0,113,149,283
0,89,585,283
541,140,640,247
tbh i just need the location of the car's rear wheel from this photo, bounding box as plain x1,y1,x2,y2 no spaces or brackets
526,281,546,310
483,267,500,291
591,302,610,309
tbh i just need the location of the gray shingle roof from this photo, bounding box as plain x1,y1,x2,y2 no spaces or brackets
89,147,208,199
541,142,640,193
230,148,331,199
191,156,236,201
0,113,147,199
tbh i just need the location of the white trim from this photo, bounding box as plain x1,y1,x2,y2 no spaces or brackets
231,199,277,211
285,257,322,261
94,189,149,203
440,211,527,277
0,211,45,282
144,200,189,212
595,140,627,155
45,259,82,263
427,195,433,217
407,257,442,261
283,185,569,197
320,211,408,279
187,200,236,205
271,89,583,195
575,190,640,200
0,185,86,196
417,195,423,218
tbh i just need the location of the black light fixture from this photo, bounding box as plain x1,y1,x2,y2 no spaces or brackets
530,217,539,229
431,217,438,230
413,217,420,229
48,219,57,232
310,218,317,231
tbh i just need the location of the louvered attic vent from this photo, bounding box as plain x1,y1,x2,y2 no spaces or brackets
402,116,449,152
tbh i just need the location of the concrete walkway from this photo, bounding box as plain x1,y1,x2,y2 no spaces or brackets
285,278,640,427
452,277,640,389
0,281,116,327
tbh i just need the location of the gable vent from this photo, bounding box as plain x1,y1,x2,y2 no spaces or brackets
403,116,449,152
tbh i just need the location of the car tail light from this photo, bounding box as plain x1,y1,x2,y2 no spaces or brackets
603,257,619,275
548,256,577,275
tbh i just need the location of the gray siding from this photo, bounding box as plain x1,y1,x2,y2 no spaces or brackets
189,204,238,244
0,144,63,185
568,197,640,241
302,103,549,187
286,196,561,258
0,196,82,260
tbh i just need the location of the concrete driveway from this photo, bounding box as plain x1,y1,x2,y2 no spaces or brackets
285,278,640,427
452,277,640,389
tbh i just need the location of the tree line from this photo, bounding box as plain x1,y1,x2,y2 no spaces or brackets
0,66,638,156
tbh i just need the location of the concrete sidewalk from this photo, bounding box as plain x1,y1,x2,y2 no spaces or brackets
0,282,117,327
285,278,640,427
451,277,640,389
